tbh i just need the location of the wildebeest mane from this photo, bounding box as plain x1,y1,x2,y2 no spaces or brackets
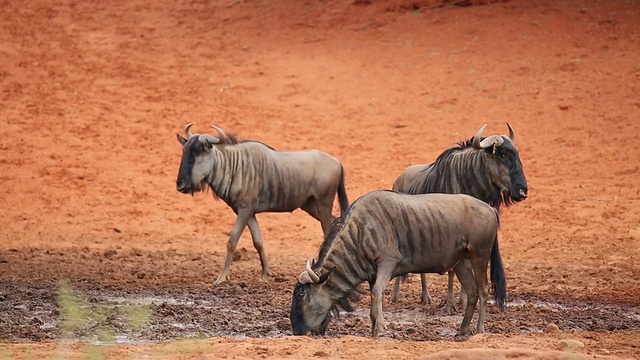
240,139,276,150
313,195,363,272
191,135,275,205
408,136,513,213
219,132,240,145
315,214,347,273
310,200,363,316
219,130,276,151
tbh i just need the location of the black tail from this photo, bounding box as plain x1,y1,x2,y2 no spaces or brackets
490,234,507,309
337,165,350,215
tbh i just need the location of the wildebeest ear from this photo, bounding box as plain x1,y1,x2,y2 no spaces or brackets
318,267,335,284
177,134,188,146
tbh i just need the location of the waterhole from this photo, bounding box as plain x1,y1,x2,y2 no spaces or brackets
2,281,638,343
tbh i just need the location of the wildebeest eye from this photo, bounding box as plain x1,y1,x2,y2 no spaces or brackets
294,286,306,299
500,153,507,158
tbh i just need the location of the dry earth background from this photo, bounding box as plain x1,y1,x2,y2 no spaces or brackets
1,0,639,359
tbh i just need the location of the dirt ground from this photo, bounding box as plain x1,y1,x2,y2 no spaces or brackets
1,0,639,358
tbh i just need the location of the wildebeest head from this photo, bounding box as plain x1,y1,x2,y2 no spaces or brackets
290,260,339,335
472,123,528,204
175,123,226,194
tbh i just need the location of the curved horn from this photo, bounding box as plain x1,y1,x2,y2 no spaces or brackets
298,272,313,284
472,124,488,149
507,122,515,143
297,260,320,284
306,259,320,283
210,125,226,142
479,135,504,149
199,134,220,145
184,122,195,138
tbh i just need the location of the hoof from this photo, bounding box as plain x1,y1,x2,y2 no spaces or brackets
371,325,387,338
455,328,475,338
422,295,433,305
214,274,230,285
444,303,457,315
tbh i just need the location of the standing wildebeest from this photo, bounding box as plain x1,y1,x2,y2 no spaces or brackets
290,191,504,337
176,123,349,284
390,123,528,311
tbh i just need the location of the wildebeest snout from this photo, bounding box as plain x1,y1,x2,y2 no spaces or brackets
176,178,190,193
516,185,528,200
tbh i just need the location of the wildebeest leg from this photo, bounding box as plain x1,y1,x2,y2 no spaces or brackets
460,284,468,311
246,215,272,280
453,259,479,336
301,199,334,237
390,277,400,303
470,256,489,333
419,273,431,305
214,210,251,285
370,262,394,337
390,273,430,305
445,270,457,315
318,204,334,238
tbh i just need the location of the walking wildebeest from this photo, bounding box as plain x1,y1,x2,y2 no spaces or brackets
390,123,528,312
176,123,349,284
290,191,504,337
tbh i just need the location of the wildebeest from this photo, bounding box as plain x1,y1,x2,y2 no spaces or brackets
290,191,504,337
176,123,349,284
390,123,528,311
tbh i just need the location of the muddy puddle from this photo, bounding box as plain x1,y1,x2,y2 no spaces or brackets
1,279,638,343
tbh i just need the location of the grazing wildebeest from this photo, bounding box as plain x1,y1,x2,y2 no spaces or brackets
390,123,528,312
176,123,349,284
290,191,504,337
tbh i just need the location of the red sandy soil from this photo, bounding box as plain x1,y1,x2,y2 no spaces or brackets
1,0,639,359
